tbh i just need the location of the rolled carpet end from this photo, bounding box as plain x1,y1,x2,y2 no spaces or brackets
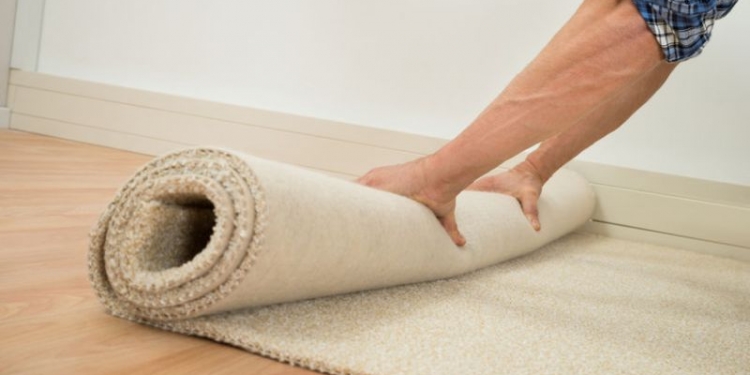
89,148,595,322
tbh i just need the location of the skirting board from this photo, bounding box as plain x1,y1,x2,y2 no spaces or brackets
7,69,750,262
0,107,10,128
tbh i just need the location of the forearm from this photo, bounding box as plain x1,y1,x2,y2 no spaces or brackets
426,0,663,196
526,61,676,182
524,117,617,184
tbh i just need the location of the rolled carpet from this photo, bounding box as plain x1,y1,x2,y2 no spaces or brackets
88,148,596,368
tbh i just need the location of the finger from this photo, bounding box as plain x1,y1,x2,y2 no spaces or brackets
354,172,372,186
520,192,541,231
439,211,466,247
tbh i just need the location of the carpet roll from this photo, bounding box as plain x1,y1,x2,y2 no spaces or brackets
89,148,595,322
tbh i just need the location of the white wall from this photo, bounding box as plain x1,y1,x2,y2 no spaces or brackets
16,0,750,185
0,0,18,128
0,0,16,105
10,0,44,71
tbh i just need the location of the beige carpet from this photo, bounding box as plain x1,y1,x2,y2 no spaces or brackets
89,148,749,375
165,233,750,375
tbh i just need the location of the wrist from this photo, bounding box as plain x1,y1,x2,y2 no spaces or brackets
518,155,552,183
418,153,465,203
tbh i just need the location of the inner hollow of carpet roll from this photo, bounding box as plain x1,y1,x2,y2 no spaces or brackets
103,160,259,312
138,194,216,272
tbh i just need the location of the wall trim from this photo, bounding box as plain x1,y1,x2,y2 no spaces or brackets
8,69,749,261
0,107,9,128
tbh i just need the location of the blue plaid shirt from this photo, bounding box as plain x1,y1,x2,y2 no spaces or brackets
631,0,739,62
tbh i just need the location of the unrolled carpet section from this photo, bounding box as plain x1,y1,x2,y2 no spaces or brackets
161,233,750,375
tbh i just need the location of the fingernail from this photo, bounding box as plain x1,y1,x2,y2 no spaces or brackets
456,234,466,247
526,215,540,231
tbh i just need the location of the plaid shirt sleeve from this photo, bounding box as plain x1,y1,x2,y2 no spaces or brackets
631,0,739,62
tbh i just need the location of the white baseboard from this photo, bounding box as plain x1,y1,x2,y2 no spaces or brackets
7,69,749,262
0,107,9,128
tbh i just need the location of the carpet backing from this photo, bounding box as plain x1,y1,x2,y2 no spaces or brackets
88,148,749,374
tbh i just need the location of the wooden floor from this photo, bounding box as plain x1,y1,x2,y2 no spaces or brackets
0,130,318,374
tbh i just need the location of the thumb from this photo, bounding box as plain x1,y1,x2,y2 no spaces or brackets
439,211,466,247
520,192,541,231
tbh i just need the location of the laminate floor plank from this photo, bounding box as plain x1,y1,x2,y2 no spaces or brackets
0,130,318,375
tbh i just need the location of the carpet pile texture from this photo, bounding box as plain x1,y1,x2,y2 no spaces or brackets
89,148,749,375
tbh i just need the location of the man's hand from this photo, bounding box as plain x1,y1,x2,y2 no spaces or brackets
468,161,544,231
356,157,466,247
